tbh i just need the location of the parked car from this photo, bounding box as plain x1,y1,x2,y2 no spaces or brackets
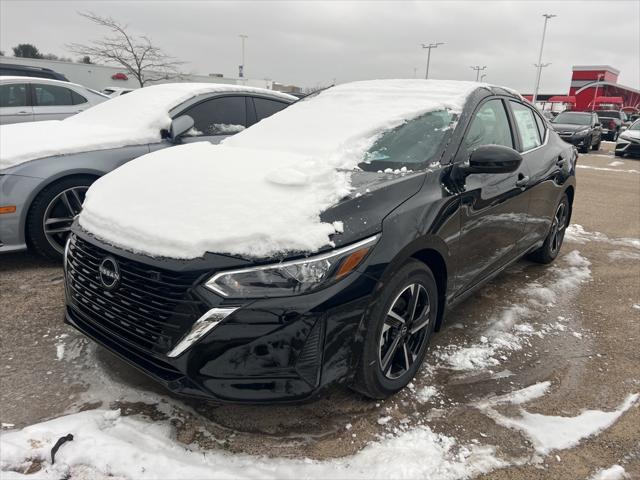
0,76,108,124
0,62,69,81
63,80,577,403
0,83,296,259
615,118,640,157
595,110,627,141
549,111,602,153
102,86,134,97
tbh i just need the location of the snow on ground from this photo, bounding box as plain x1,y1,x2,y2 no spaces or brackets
480,393,638,456
589,465,630,480
0,409,505,480
435,251,591,371
0,83,294,170
565,224,640,250
79,80,480,258
576,165,639,174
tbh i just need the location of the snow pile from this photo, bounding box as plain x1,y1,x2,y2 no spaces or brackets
79,80,481,258
590,465,630,480
0,409,505,480
437,251,591,371
0,83,293,170
565,224,640,250
481,393,638,455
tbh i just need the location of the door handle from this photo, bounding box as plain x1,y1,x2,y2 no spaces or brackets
515,175,530,188
16,111,30,115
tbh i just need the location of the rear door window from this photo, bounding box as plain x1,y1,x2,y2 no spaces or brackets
33,84,74,106
181,96,247,136
71,90,88,105
253,97,288,121
509,101,542,151
0,83,29,107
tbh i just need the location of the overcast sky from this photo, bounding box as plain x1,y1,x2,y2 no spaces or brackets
1,0,638,93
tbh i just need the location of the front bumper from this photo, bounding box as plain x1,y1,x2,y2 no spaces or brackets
64,231,379,404
0,174,40,254
558,133,590,147
615,138,640,157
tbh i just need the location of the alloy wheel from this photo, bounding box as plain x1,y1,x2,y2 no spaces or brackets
378,283,431,380
42,186,88,254
549,201,568,255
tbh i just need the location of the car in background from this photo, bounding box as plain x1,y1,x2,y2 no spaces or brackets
540,110,555,121
0,83,296,259
0,62,69,81
102,86,134,97
615,118,640,157
595,110,627,141
549,111,601,153
63,80,577,403
0,76,108,124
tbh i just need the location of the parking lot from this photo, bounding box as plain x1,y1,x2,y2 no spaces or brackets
1,143,639,478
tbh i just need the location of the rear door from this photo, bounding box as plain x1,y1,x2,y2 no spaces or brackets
0,82,33,124
178,95,248,144
247,96,290,127
453,97,531,295
508,99,565,249
32,83,82,121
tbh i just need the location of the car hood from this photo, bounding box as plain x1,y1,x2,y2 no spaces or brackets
620,130,640,140
78,142,423,262
550,123,589,133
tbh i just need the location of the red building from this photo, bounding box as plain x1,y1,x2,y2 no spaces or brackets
525,65,640,113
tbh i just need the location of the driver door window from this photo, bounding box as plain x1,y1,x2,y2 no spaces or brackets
463,99,513,153
182,96,247,138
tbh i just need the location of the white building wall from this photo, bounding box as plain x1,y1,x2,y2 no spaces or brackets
1,57,273,91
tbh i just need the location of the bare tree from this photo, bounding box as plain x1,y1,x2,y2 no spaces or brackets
68,12,184,87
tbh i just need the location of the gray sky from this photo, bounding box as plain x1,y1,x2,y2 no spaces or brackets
1,0,638,93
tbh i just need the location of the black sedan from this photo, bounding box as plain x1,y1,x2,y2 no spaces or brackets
549,111,602,153
63,81,576,403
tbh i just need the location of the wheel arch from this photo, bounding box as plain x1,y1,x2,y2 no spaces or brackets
564,184,575,225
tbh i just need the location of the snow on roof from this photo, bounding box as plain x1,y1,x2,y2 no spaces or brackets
0,83,295,170
79,79,482,259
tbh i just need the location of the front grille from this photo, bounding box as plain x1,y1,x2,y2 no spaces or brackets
66,234,207,354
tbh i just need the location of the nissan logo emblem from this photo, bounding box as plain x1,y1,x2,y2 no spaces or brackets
99,256,121,290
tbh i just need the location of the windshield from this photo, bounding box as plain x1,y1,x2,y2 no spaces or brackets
596,110,620,119
552,112,591,125
629,120,640,131
359,110,455,172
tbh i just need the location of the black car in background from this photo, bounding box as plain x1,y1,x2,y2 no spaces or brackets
64,82,577,403
0,62,69,81
595,110,627,141
550,111,602,153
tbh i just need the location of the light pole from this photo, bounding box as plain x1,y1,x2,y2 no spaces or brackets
591,73,604,111
421,42,444,79
470,65,487,81
532,14,556,105
480,73,487,82
238,34,248,78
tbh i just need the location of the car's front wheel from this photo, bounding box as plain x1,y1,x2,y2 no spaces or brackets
579,137,591,154
352,259,438,399
592,137,601,151
26,176,96,261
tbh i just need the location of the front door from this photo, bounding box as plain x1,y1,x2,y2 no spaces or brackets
453,98,531,296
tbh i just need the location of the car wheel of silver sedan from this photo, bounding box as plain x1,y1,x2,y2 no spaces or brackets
26,176,96,261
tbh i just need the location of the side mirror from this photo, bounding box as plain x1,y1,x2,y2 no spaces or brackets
594,122,601,127
463,144,523,175
169,115,195,142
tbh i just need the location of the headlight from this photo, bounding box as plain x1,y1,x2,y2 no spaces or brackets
575,128,589,136
619,133,632,141
205,235,379,298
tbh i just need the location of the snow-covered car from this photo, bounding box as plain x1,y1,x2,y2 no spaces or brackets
0,83,296,258
64,79,577,403
615,118,640,157
0,76,108,124
102,86,134,97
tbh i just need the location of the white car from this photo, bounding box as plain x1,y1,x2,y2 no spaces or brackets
102,86,134,97
0,76,108,125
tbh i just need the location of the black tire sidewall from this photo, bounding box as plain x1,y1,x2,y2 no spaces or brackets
356,260,438,398
26,176,96,260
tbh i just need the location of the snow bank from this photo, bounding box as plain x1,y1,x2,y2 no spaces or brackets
590,465,630,480
0,409,505,480
79,80,480,258
0,83,293,170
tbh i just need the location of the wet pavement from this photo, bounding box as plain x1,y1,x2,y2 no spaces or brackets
1,144,639,478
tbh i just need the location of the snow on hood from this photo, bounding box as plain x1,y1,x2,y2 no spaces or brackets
79,79,483,259
0,83,294,171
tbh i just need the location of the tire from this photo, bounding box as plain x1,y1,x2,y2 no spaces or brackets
614,151,624,157
26,176,96,261
528,194,570,265
592,137,601,151
351,259,438,399
611,130,619,142
579,138,590,154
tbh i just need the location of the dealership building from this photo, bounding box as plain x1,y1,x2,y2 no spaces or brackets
526,65,640,113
